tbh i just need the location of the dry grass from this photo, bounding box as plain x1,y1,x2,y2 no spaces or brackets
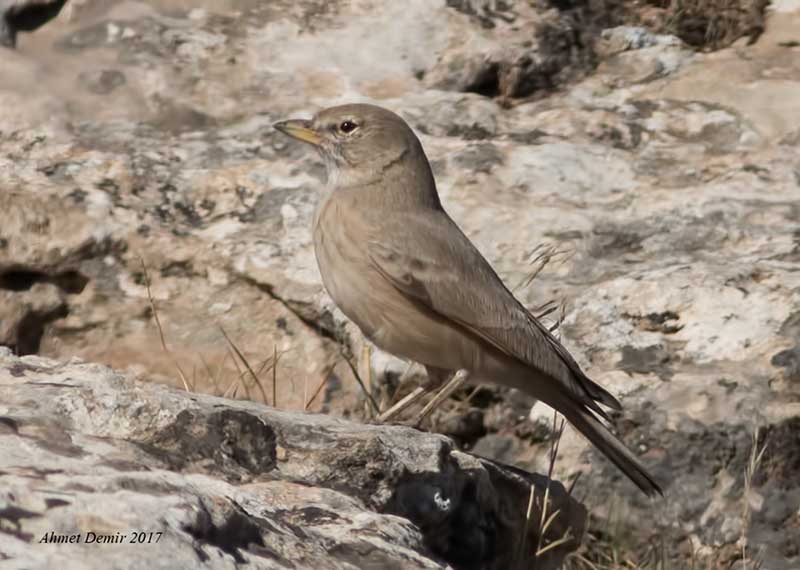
637,0,769,49
739,426,767,570
514,243,574,293
340,345,381,417
303,366,333,410
139,257,191,392
219,325,269,403
535,413,574,559
565,514,673,570
137,256,382,412
139,257,294,407
564,426,770,570
518,411,575,567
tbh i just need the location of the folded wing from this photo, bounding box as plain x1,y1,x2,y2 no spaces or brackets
365,209,621,418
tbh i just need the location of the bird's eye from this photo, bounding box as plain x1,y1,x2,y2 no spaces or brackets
339,120,358,134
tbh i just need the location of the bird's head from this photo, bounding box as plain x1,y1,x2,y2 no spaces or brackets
274,103,431,190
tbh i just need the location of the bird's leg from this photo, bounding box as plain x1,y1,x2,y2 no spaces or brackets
360,343,373,418
413,369,471,427
376,365,449,423
376,386,427,423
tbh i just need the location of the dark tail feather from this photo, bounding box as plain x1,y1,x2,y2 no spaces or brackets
554,393,663,497
583,377,622,411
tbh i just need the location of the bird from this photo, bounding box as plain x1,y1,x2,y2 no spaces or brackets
274,103,663,497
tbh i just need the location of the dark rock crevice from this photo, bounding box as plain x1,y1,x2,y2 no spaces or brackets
238,274,344,345
0,268,89,294
389,473,498,570
0,266,88,355
7,301,68,355
0,505,41,542
386,452,583,570
182,499,270,564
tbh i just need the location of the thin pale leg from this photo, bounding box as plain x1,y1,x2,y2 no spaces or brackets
376,365,450,423
376,386,427,422
414,369,471,427
360,343,373,418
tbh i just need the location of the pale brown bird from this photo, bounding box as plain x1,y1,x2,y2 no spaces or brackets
274,103,663,497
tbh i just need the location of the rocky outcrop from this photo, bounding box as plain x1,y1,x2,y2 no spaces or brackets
0,349,585,569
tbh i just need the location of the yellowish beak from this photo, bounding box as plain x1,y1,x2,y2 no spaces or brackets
273,119,323,146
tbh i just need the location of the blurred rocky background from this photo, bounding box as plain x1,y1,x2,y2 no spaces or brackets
1,0,799,568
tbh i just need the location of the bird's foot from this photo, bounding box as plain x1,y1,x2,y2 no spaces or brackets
412,370,470,427
375,386,428,423
374,369,471,427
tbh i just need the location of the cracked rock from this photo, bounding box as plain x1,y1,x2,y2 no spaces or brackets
0,350,586,569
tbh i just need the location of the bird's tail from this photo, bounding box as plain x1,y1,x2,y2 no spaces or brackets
548,391,664,497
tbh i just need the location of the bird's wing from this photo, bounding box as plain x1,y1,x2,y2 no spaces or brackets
366,209,621,413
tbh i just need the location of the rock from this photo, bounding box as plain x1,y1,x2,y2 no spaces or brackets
600,26,683,52
471,434,525,467
771,346,800,387
77,69,126,95
0,192,93,355
0,0,67,47
0,283,67,354
596,26,692,86
0,349,586,569
424,2,609,99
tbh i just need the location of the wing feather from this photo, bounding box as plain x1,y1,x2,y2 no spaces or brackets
366,210,621,413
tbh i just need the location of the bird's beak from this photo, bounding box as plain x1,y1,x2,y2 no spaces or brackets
273,119,323,146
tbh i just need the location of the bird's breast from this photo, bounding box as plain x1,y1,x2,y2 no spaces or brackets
312,192,388,340
311,191,480,371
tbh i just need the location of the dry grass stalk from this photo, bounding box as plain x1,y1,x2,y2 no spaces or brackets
222,344,245,399
138,257,191,392
537,411,569,558
649,0,768,49
227,345,250,399
518,410,572,566
361,344,373,416
549,299,568,338
340,348,381,416
514,243,574,292
217,329,284,405
198,353,219,395
739,426,767,570
519,483,537,566
219,325,268,403
304,367,333,411
272,345,279,408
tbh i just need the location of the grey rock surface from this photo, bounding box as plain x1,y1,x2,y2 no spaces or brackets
0,349,585,569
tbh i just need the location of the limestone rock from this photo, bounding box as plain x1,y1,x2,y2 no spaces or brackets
0,349,586,569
